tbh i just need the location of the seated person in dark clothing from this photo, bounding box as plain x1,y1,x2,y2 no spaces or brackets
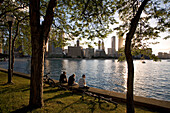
68,74,77,86
59,71,68,83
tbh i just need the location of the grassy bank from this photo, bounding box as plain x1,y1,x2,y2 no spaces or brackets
0,72,156,113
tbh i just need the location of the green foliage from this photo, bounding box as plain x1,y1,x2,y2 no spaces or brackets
163,35,170,39
1,0,118,51
0,0,30,55
50,0,117,46
115,0,169,58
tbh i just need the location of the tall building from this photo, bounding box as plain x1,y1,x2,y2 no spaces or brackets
95,50,106,57
67,40,84,58
47,30,64,57
112,36,116,56
118,37,123,50
77,39,79,47
107,48,112,56
111,36,116,52
98,40,101,50
108,36,116,57
157,52,170,59
164,53,168,59
68,46,83,58
158,52,163,59
85,48,94,58
95,40,106,58
102,40,105,50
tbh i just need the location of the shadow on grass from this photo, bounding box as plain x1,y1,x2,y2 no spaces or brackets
58,100,80,113
43,87,66,94
81,97,117,112
10,105,37,113
0,83,30,94
0,83,13,86
58,97,117,113
44,92,73,102
21,87,30,92
99,101,117,111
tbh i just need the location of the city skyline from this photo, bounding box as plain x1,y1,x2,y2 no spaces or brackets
65,32,170,55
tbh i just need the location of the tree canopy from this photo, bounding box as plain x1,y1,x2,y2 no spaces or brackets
0,0,30,55
115,0,169,59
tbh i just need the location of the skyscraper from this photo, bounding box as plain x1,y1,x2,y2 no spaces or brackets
98,40,101,50
47,30,64,57
118,37,123,50
112,36,116,55
77,39,79,47
102,40,105,50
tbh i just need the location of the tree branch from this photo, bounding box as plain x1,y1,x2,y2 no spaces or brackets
82,0,90,15
13,15,29,41
42,0,57,44
0,4,29,18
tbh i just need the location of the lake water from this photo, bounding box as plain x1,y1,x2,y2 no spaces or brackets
0,58,169,102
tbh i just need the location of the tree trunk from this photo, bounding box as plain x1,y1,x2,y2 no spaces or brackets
11,16,29,76
29,0,57,108
29,34,45,107
8,21,12,83
125,35,135,113
125,0,149,113
29,0,44,107
11,39,15,76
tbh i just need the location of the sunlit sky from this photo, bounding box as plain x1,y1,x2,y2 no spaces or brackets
66,11,170,56
104,32,170,55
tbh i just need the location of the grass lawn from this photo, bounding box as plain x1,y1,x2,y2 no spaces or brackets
0,72,157,113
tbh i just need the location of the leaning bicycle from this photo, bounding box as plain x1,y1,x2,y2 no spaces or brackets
43,72,56,87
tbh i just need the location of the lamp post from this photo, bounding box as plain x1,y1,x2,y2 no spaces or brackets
6,12,15,83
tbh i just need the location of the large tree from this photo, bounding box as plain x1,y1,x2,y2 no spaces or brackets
29,0,116,107
29,0,58,107
115,0,169,112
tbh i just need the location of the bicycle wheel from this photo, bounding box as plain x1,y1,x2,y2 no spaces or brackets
48,79,55,87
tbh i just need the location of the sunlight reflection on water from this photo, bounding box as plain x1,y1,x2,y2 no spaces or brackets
0,58,169,101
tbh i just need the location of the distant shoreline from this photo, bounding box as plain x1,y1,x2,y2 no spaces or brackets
11,57,170,60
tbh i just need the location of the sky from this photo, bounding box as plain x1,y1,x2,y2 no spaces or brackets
66,11,170,56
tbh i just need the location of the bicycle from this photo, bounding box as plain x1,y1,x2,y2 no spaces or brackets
43,72,56,87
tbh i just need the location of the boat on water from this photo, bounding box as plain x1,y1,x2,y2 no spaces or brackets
142,61,146,63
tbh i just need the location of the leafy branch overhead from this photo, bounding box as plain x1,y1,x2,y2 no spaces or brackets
0,0,30,55
115,0,169,58
49,0,117,47
1,0,117,48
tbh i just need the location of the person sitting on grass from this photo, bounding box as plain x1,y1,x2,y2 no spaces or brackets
59,71,68,83
68,74,77,86
78,74,89,89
